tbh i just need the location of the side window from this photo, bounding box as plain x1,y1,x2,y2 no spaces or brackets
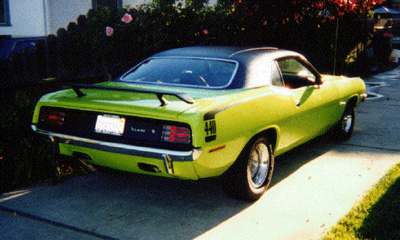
0,0,10,26
277,58,317,89
271,61,284,87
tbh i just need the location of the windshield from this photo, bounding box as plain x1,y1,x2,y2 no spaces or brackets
120,58,237,88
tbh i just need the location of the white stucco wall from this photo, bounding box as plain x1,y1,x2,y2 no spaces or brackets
0,0,217,38
0,0,46,37
0,0,92,37
47,0,92,35
123,0,218,8
123,0,152,8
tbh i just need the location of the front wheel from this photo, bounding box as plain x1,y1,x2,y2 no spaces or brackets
222,137,274,201
332,105,355,141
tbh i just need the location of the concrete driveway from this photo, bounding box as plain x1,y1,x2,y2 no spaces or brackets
1,69,400,240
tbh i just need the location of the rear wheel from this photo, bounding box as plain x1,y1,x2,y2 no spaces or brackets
222,137,274,201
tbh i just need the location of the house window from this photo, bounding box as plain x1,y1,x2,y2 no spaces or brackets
92,0,122,10
0,0,10,26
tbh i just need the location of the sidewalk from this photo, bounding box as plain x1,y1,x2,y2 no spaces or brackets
1,68,400,240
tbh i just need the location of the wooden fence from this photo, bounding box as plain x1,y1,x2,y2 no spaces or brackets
1,32,109,88
0,13,135,88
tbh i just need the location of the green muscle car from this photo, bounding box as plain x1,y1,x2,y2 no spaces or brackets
32,46,367,201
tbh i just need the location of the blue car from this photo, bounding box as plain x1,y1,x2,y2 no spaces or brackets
0,37,45,61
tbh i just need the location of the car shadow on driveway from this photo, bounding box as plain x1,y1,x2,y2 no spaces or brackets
272,135,335,187
0,135,337,240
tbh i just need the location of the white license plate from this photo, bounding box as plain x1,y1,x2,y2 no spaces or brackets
94,115,126,136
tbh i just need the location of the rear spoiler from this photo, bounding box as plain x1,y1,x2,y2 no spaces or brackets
61,83,195,106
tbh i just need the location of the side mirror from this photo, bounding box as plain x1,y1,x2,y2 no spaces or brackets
313,76,323,86
306,76,322,89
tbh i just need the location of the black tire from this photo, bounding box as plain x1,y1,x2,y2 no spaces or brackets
332,105,355,142
222,137,274,201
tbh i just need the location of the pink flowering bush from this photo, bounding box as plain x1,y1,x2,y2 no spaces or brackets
121,13,133,24
105,13,133,36
105,26,114,36
78,0,385,77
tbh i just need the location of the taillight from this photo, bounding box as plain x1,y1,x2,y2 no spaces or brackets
162,125,191,144
41,110,65,126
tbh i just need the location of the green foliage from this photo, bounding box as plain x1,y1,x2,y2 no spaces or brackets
64,1,378,77
0,84,91,194
0,86,55,194
323,163,400,239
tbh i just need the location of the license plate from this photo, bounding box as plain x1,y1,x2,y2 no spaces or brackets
95,114,126,136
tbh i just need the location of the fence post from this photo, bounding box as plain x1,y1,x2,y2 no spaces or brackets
22,48,38,84
34,39,48,81
46,34,59,78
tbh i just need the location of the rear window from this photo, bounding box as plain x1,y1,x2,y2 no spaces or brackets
120,58,237,88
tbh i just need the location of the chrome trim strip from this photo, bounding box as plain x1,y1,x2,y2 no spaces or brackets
31,125,201,162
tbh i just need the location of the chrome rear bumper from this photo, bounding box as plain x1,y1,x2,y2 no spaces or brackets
31,125,202,164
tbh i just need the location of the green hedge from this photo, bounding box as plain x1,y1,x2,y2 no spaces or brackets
0,86,53,193
55,2,374,78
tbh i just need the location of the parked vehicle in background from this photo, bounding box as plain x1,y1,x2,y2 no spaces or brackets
0,37,45,61
391,36,400,62
0,37,46,86
31,46,367,201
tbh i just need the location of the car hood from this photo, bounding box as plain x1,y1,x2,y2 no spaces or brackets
36,82,249,121
321,74,361,83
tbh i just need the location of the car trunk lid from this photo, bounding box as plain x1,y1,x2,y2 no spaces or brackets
40,82,203,120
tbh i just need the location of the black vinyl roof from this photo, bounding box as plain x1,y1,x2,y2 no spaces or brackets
152,46,283,61
121,46,309,89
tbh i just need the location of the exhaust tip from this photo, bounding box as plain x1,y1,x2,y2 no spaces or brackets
138,163,161,173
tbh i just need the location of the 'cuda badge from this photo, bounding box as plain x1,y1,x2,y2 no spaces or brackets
131,127,146,133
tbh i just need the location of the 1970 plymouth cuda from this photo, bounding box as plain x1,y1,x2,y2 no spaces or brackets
32,46,366,201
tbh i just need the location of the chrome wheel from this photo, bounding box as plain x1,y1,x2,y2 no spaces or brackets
332,105,355,142
342,112,353,133
248,142,270,188
221,136,274,201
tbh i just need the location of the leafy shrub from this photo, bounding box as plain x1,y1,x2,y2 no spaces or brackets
67,1,376,76
0,87,50,193
0,84,74,194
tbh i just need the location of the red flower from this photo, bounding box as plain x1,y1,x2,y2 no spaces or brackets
106,26,114,36
121,13,133,24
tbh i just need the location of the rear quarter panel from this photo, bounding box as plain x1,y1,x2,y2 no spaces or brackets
182,87,294,178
